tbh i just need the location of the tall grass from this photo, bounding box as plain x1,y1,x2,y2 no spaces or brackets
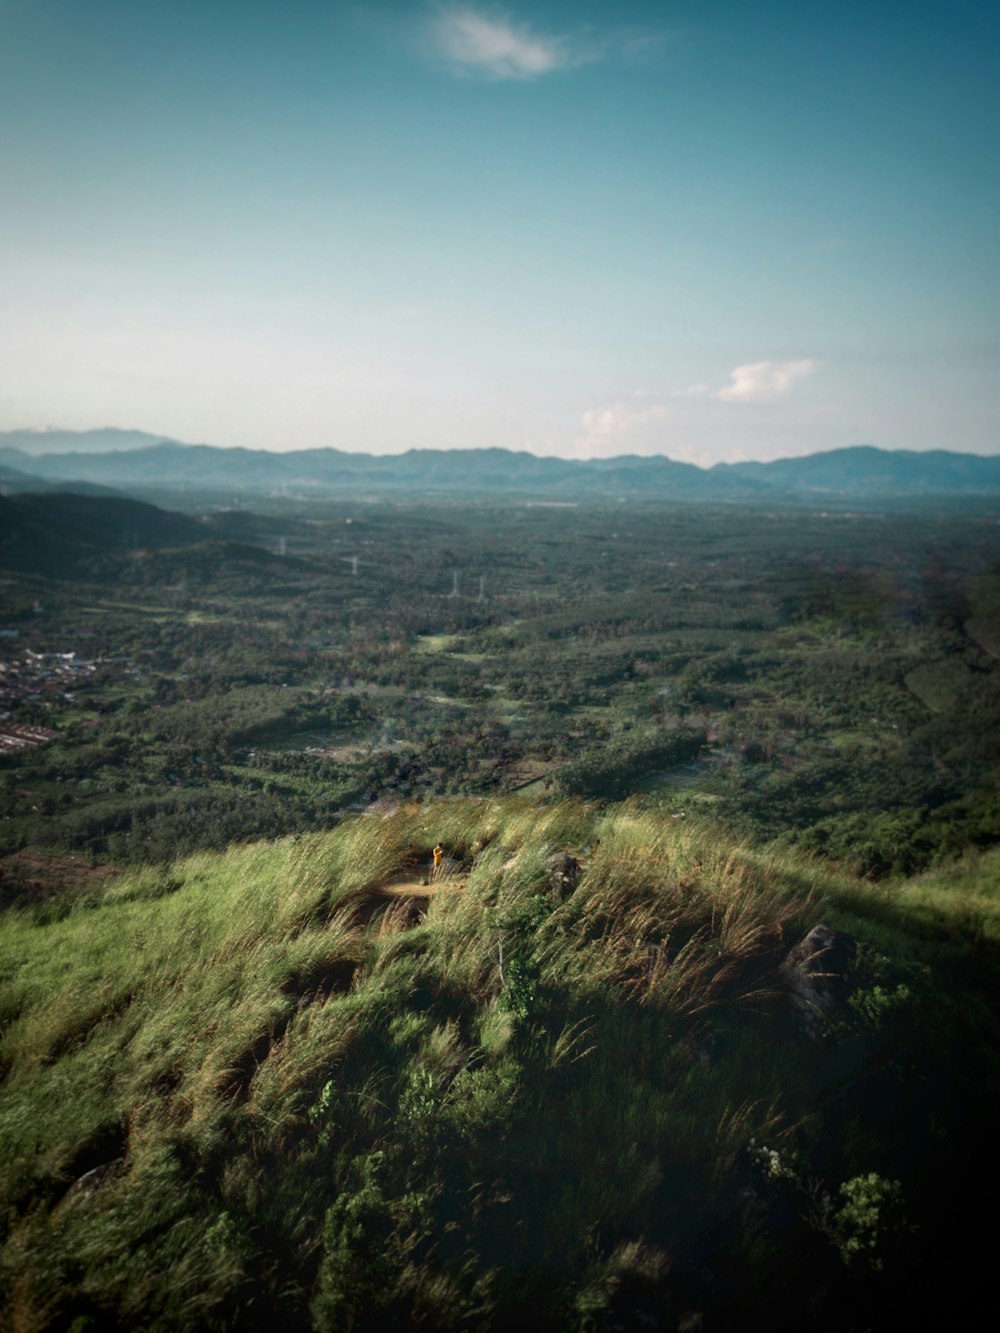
1,797,997,1330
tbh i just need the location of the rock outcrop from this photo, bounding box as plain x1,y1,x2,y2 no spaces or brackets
782,923,856,1040
546,851,581,901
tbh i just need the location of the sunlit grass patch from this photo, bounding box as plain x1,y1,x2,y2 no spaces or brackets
891,846,1000,943
414,633,462,653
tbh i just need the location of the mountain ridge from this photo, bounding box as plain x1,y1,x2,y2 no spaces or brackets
0,427,184,455
1,433,999,500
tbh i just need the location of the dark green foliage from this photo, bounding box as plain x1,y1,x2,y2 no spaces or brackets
3,498,1000,876
554,729,705,799
312,1153,438,1331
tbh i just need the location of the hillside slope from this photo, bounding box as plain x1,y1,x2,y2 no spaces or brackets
0,492,208,575
1,799,997,1331
0,493,322,581
723,445,1000,495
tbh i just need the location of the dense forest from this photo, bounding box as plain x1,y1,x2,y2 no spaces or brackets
2,494,999,890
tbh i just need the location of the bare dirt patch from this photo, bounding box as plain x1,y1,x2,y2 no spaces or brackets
379,872,465,899
0,851,117,909
344,871,467,931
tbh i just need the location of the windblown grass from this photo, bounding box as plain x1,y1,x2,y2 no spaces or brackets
1,798,997,1330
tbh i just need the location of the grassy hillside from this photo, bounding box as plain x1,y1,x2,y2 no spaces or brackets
1,799,997,1331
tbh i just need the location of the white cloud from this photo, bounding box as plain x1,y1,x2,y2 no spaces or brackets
426,5,584,79
419,7,673,81
713,359,818,403
579,402,668,438
572,400,674,458
567,359,822,460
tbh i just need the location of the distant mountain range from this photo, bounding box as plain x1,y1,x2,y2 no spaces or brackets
0,428,184,456
1,431,999,503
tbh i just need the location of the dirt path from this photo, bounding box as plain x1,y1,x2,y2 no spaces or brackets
345,872,466,929
377,874,466,900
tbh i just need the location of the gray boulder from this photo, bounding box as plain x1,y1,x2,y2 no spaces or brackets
547,851,581,900
782,924,856,1039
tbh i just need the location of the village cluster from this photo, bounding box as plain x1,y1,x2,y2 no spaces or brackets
0,650,97,751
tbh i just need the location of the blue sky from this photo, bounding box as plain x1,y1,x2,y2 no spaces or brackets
0,1,997,462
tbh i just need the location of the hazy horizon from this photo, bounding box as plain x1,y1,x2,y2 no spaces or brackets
2,2,997,465
7,425,1000,473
